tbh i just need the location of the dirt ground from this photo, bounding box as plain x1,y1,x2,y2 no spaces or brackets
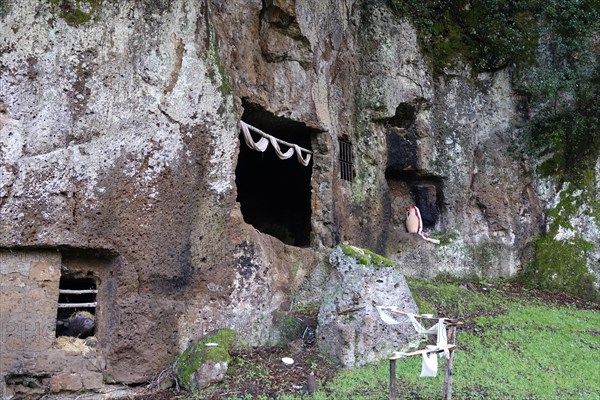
121,283,599,399
128,340,337,399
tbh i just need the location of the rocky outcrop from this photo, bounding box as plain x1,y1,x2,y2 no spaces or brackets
317,246,418,367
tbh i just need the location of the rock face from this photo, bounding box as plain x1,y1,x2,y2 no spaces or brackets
0,0,597,395
317,247,418,367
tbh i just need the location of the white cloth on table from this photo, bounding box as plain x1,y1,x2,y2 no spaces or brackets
376,306,450,377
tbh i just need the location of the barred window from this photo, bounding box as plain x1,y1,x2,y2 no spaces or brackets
339,138,354,181
56,277,97,338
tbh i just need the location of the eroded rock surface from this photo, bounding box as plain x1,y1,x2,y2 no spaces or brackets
1,0,597,396
317,247,418,367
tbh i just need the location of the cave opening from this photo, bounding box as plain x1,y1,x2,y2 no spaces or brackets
235,102,317,247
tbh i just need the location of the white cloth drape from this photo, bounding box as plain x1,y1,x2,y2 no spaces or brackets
241,121,268,152
420,347,439,377
240,121,312,166
376,306,449,377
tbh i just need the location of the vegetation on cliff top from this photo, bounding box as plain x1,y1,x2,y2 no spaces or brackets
389,0,540,73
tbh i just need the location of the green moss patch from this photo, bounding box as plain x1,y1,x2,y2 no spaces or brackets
175,328,238,391
339,244,395,268
521,235,597,301
518,183,599,300
388,0,539,74
49,0,101,26
203,9,233,98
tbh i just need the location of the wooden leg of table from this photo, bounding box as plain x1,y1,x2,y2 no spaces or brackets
442,326,457,400
390,359,396,400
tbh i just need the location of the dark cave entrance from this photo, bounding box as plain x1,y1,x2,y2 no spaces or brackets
235,103,317,247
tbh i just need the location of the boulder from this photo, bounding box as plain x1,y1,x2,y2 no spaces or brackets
317,246,419,367
174,328,237,391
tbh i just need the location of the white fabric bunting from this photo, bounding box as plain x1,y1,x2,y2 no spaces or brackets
240,121,312,166
241,121,268,152
376,306,450,377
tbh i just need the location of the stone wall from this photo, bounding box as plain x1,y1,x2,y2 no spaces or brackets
0,250,104,398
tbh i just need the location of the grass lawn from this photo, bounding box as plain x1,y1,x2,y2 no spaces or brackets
279,278,600,400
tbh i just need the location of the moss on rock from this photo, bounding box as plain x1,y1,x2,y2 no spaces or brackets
521,234,596,300
340,244,395,268
388,0,539,74
520,183,599,300
175,328,237,391
49,0,101,26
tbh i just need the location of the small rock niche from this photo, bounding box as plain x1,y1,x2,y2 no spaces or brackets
235,102,319,247
55,249,116,346
386,170,444,229
56,276,97,339
384,102,445,230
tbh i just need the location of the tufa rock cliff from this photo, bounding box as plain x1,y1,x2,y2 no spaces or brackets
0,0,598,392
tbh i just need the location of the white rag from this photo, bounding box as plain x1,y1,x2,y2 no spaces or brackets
412,206,441,244
269,135,294,159
420,347,439,377
294,144,312,166
376,307,449,377
241,121,269,152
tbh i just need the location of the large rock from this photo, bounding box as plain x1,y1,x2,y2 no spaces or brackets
317,246,419,367
175,328,237,391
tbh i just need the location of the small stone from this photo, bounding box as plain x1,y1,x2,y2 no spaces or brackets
81,371,103,390
159,377,174,390
192,360,228,389
307,372,318,394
